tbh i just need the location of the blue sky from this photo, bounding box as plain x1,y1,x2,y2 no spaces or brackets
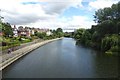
0,0,119,31
60,4,95,21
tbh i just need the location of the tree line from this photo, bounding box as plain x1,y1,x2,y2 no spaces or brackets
0,20,64,50
74,1,120,55
0,22,13,37
35,28,64,40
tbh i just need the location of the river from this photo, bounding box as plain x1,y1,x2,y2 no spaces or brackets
2,38,118,78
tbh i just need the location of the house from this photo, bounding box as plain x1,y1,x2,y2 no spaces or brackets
46,29,52,36
12,26,52,37
12,25,18,37
18,26,31,37
30,28,35,35
35,28,52,35
31,29,35,35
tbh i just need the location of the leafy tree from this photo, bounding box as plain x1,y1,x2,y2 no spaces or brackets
0,22,2,32
117,22,120,34
74,29,85,40
97,20,115,37
101,34,119,52
80,30,92,46
2,22,13,37
74,1,120,54
56,28,63,33
36,32,46,39
64,32,73,37
56,28,64,38
94,1,120,23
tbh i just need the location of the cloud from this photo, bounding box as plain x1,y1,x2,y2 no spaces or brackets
0,0,102,30
43,0,83,15
0,0,83,25
30,16,96,29
68,16,96,29
0,1,58,25
89,0,119,9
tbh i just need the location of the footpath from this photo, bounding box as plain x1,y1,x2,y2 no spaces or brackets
0,38,62,70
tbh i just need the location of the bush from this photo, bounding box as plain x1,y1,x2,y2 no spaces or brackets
21,39,31,43
2,42,7,46
101,34,119,52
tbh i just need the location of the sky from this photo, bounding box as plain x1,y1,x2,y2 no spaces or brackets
0,0,119,31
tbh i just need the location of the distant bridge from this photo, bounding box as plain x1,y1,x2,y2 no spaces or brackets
62,28,77,32
63,28,76,30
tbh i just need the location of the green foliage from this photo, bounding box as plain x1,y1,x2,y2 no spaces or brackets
56,28,63,33
80,30,92,46
2,22,13,37
1,43,20,51
35,28,64,40
94,1,120,23
117,22,120,34
98,20,115,35
74,2,120,55
64,32,73,37
101,34,119,52
36,32,46,39
56,28,64,38
74,29,85,40
0,36,33,51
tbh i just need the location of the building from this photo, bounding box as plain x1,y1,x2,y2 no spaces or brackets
18,26,31,37
12,26,52,37
46,30,52,36
12,25,18,37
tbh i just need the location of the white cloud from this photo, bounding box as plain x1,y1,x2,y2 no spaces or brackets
68,16,96,29
42,0,83,15
0,0,83,25
89,0,119,9
31,16,96,29
0,0,98,30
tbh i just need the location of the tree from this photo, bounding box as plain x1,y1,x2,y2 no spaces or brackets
97,20,115,36
101,34,119,52
117,22,120,34
0,22,2,32
2,22,13,37
56,28,63,33
74,28,85,40
56,28,63,38
36,32,46,39
80,30,92,46
94,1,120,23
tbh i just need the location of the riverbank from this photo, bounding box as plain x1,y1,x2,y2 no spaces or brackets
0,38,63,70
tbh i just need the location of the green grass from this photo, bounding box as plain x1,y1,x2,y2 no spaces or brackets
0,36,33,51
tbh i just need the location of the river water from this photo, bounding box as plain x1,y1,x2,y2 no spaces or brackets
2,38,118,78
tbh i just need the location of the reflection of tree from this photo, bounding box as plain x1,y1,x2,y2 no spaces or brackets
94,54,118,78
